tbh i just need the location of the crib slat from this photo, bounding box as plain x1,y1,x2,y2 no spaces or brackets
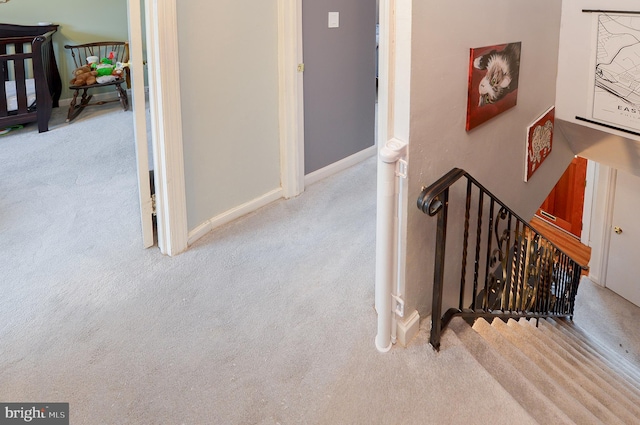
0,59,7,116
1,25,61,132
14,57,28,114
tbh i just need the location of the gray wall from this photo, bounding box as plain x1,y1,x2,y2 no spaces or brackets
176,2,281,232
403,0,574,317
302,0,377,174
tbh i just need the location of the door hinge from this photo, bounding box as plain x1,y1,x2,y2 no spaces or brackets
297,63,305,72
151,193,157,216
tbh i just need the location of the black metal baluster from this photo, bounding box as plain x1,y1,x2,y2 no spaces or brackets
556,254,565,314
510,219,523,312
527,232,538,312
502,212,513,311
569,262,581,320
536,235,544,312
499,220,508,311
563,254,569,315
483,199,495,311
555,253,564,314
430,188,449,350
561,255,570,314
540,243,555,312
472,190,484,310
553,253,559,315
460,180,472,310
564,254,572,314
516,224,527,312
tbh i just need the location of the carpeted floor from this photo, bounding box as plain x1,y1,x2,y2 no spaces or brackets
1,103,638,424
572,276,640,366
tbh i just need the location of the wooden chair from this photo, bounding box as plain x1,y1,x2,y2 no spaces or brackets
64,41,130,122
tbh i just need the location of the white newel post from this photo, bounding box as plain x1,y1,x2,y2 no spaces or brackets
375,138,407,353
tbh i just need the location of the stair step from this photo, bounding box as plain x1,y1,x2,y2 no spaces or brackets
534,319,640,402
546,318,640,389
558,319,640,381
545,320,640,390
449,318,575,425
439,323,541,424
551,318,640,374
468,318,603,424
515,319,640,419
491,318,626,424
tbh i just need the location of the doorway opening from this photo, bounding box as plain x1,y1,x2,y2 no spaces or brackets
536,156,588,239
531,156,591,273
301,0,378,185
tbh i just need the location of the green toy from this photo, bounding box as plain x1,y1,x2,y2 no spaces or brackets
95,63,115,77
92,51,117,76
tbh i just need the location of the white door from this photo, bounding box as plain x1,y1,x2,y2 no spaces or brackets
605,170,640,307
128,0,155,248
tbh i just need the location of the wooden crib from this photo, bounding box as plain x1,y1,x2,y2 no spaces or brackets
0,23,62,133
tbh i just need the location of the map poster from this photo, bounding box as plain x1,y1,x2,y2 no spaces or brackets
592,14,640,133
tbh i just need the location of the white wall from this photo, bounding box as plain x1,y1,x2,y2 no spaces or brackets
176,2,281,232
402,0,573,316
556,0,640,288
556,0,640,176
586,163,612,285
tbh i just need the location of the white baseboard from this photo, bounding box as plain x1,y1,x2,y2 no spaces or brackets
187,188,283,246
396,310,420,347
587,273,605,287
304,144,377,186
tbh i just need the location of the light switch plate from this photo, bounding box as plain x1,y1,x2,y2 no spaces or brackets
328,12,339,28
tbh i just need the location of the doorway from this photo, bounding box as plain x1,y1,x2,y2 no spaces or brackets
301,0,377,177
536,156,588,239
605,169,640,307
128,0,155,249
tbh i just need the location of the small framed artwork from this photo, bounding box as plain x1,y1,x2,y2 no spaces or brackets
466,42,522,131
525,106,555,182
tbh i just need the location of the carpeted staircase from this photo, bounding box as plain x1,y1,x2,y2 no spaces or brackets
449,316,640,425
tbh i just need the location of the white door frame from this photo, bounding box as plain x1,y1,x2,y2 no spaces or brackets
138,0,385,255
277,0,384,197
142,0,189,256
278,0,305,198
126,0,154,248
130,0,304,256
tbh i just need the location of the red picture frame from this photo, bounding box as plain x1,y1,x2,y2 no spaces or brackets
466,42,521,131
525,106,555,182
